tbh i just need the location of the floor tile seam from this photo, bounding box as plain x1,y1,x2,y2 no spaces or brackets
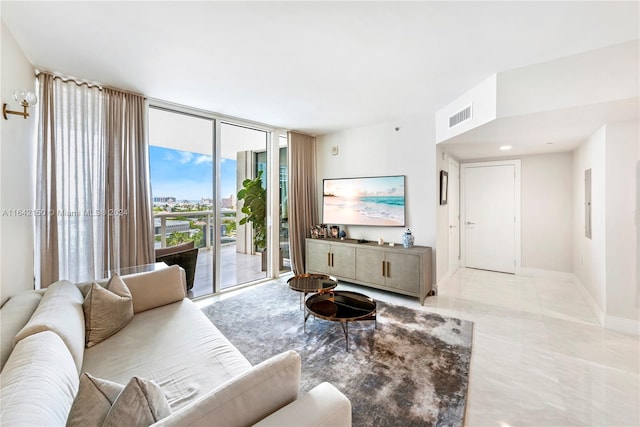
546,347,640,377
533,276,602,326
539,310,601,328
471,330,556,355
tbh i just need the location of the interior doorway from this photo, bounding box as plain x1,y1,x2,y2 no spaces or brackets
461,160,521,274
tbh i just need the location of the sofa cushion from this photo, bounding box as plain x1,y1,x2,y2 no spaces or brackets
0,331,79,426
152,350,302,427
67,373,123,426
121,265,186,313
0,291,43,370
103,376,172,427
253,382,352,427
83,274,134,348
14,280,85,372
82,299,252,412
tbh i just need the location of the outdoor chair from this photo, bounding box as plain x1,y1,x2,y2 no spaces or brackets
155,241,198,291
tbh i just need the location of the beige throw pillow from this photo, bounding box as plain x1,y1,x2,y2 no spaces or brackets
66,374,171,427
102,376,172,427
83,274,134,347
66,373,124,426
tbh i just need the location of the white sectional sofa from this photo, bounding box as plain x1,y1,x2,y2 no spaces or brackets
0,265,351,426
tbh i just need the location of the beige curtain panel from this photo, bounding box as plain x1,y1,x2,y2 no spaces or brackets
35,73,154,288
288,131,318,275
103,89,155,272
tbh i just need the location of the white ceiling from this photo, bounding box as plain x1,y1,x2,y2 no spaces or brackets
2,1,639,153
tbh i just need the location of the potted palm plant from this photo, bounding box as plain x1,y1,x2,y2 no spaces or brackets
237,171,267,269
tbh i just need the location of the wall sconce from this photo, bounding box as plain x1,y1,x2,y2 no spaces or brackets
3,90,38,120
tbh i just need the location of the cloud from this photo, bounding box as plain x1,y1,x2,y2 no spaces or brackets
179,151,194,164
195,155,213,165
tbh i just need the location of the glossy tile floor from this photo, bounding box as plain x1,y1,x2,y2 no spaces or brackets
198,268,640,426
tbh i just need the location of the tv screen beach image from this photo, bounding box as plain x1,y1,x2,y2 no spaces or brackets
322,176,405,226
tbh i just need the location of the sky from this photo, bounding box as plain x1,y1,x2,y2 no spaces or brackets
149,146,237,202
323,176,405,198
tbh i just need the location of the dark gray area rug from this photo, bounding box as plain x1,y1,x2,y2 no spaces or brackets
202,281,473,427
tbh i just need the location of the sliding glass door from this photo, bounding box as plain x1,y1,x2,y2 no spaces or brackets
148,105,288,297
148,107,215,298
219,123,269,289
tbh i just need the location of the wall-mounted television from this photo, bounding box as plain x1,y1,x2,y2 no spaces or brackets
322,175,405,226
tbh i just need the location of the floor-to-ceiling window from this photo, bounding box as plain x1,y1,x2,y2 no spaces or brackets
219,123,269,289
278,135,291,273
148,107,215,298
148,105,285,297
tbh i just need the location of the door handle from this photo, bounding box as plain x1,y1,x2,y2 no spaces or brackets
466,221,476,225
450,225,457,228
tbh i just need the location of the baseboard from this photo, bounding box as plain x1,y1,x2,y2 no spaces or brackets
435,267,455,294
518,267,575,281
605,315,640,336
571,273,606,326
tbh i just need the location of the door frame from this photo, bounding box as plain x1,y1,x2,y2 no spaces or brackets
448,157,460,274
460,159,522,274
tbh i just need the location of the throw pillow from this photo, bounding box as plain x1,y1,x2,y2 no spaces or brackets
83,274,134,347
66,373,124,427
102,376,172,427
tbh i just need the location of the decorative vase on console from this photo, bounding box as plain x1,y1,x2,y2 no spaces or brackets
402,229,415,248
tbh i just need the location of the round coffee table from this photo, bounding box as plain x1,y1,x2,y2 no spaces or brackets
287,273,338,309
305,290,377,352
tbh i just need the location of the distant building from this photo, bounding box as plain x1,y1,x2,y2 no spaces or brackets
221,194,235,209
153,196,176,203
154,218,190,234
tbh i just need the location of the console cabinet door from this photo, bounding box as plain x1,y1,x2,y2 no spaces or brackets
385,252,420,293
355,248,385,286
306,240,331,274
330,245,355,279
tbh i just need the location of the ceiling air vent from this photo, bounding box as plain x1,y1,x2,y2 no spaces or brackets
448,104,472,128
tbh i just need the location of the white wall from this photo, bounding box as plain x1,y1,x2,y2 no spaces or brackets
521,152,573,273
315,117,436,250
0,21,36,304
605,119,639,324
573,126,607,322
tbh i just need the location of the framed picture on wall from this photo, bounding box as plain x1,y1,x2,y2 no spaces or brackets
440,170,448,205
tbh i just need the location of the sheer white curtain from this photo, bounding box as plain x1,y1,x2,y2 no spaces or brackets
35,73,153,287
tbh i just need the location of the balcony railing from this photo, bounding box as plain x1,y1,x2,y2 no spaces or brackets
154,209,239,250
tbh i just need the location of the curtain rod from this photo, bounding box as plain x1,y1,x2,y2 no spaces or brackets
35,70,145,98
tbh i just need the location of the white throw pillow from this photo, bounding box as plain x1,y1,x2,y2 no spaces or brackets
83,274,134,348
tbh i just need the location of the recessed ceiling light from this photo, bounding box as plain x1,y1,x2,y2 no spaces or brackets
499,145,512,151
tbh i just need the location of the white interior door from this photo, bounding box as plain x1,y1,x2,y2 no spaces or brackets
462,161,520,274
448,159,460,273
